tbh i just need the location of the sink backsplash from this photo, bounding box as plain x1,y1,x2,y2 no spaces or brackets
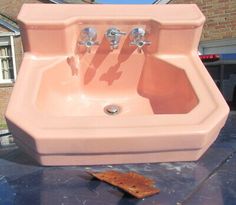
19,20,202,56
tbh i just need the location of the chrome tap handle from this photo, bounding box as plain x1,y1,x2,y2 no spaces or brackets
79,40,99,53
130,39,151,53
79,27,99,53
129,28,151,53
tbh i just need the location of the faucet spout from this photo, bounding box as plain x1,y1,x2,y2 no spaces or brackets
110,40,119,51
105,28,126,51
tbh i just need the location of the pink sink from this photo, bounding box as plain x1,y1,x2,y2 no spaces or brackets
6,4,229,165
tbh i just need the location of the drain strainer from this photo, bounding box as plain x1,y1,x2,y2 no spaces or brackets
104,104,121,115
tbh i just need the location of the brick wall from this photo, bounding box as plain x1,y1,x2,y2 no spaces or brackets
170,0,236,41
0,87,12,128
14,37,23,71
0,0,48,19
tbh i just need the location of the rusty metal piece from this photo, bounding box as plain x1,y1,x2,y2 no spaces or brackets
89,170,160,199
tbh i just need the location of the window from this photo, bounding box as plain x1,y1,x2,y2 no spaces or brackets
0,35,17,84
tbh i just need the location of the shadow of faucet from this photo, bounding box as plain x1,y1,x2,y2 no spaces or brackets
99,36,136,86
99,63,123,85
84,36,110,85
67,56,79,76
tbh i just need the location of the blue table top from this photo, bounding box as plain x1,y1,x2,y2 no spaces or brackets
0,112,236,205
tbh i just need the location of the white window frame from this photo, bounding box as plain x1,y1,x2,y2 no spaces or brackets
199,38,236,55
0,35,17,84
154,0,171,3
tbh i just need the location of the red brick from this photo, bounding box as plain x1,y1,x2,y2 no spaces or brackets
171,0,236,41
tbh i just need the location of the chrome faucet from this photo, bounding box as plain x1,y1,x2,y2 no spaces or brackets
79,27,99,53
129,28,151,53
105,28,126,51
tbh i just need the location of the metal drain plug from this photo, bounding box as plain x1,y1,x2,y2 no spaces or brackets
104,104,121,115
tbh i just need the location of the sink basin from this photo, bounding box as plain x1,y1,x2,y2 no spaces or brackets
6,4,229,165
36,54,198,116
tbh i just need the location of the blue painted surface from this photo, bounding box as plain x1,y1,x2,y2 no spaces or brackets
0,112,236,205
186,153,236,205
220,53,236,60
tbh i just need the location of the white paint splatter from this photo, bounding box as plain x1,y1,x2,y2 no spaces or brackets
160,163,196,172
0,176,5,181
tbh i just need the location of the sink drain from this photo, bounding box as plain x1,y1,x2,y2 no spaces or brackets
104,104,121,115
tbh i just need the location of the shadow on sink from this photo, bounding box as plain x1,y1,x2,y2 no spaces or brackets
138,56,199,114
